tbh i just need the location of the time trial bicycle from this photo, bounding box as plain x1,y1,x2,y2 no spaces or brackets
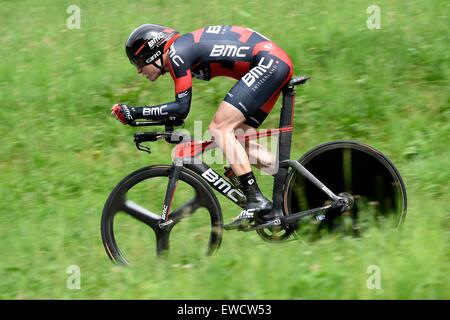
101,76,407,264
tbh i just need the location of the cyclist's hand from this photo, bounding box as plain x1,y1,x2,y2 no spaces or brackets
111,104,133,125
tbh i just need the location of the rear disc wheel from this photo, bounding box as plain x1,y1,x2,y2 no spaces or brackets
284,141,407,239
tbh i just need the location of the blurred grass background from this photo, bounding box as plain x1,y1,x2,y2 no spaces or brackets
0,0,448,299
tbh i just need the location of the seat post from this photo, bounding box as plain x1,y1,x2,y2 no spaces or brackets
271,84,296,214
278,85,296,161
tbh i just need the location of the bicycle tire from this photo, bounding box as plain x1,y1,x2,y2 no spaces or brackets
283,140,407,238
101,165,223,264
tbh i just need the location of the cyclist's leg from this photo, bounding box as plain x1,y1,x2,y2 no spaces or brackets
209,114,276,175
219,47,293,228
235,123,277,175
227,47,293,176
210,102,273,229
208,102,251,176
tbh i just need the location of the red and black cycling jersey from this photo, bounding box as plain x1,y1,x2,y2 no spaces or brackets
135,25,293,128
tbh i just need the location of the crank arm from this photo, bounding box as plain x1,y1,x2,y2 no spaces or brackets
240,217,282,232
239,203,338,232
281,204,334,224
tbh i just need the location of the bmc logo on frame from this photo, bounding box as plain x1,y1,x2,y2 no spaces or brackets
242,57,274,87
209,44,250,58
201,168,244,202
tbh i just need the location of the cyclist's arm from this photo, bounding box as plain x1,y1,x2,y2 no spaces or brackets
118,76,192,123
131,40,193,121
128,90,191,121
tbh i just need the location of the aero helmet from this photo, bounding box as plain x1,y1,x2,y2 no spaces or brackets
125,24,179,73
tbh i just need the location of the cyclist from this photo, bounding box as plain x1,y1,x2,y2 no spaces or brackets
111,24,293,229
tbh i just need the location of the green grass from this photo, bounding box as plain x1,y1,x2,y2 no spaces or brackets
0,0,449,299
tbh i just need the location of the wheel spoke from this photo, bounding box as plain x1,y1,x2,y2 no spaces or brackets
155,229,170,256
169,197,201,223
122,200,160,228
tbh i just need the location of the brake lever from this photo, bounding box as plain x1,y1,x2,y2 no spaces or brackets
135,142,151,154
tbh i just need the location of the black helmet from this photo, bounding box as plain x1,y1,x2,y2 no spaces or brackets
125,24,179,72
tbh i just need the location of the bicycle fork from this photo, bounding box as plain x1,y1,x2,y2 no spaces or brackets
159,158,183,229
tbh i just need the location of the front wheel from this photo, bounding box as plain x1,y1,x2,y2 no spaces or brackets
284,141,407,239
101,165,223,265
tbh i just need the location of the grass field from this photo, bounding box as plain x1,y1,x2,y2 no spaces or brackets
0,0,448,299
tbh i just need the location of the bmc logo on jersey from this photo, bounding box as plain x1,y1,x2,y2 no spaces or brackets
169,44,184,67
242,57,274,87
206,26,222,34
177,90,190,99
143,105,168,117
209,44,250,58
